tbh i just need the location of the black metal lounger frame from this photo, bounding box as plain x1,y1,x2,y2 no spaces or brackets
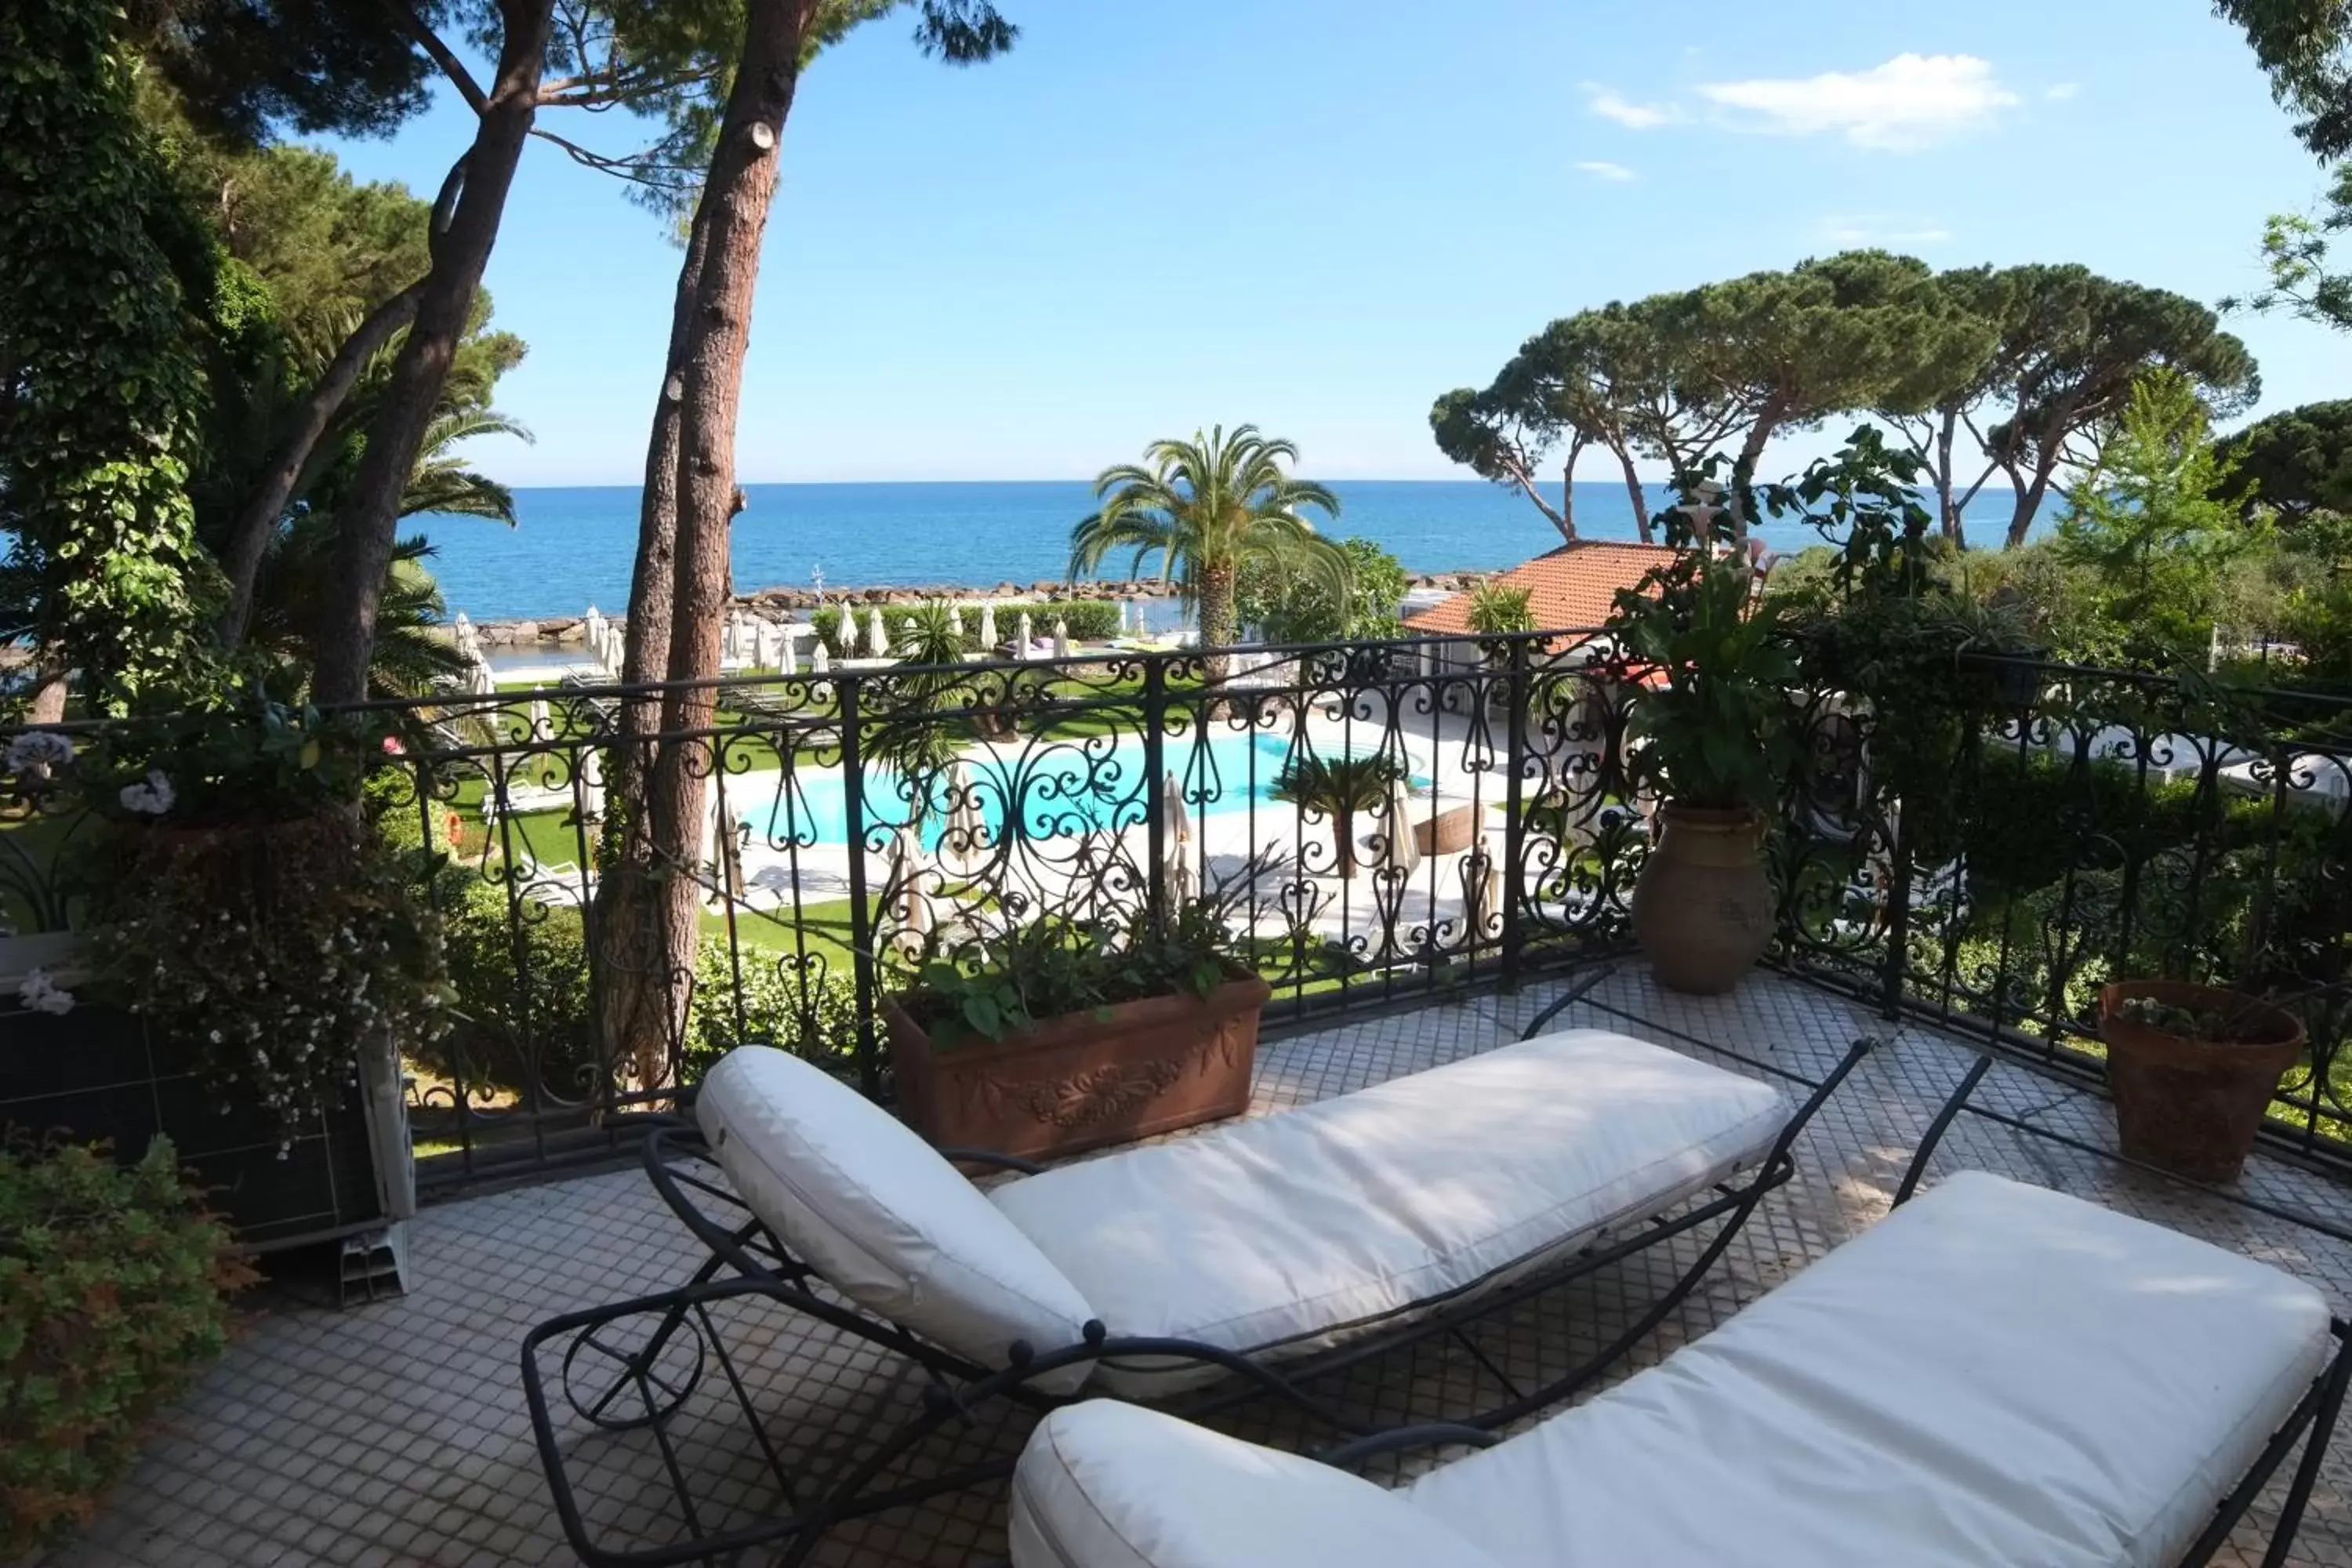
521,970,1872,1567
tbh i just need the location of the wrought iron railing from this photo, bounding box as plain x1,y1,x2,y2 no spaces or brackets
1,631,2345,1186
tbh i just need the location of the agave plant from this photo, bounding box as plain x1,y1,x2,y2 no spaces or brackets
1272,752,1409,876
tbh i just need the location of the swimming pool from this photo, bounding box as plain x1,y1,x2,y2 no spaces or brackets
744,731,1432,848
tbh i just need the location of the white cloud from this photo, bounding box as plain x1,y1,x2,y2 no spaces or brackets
1697,53,2019,151
1583,85,1675,130
1819,214,1954,247
2044,82,2080,101
1575,160,1638,183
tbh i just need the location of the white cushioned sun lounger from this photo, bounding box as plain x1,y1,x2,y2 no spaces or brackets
1009,1171,2347,1568
693,1026,1794,1398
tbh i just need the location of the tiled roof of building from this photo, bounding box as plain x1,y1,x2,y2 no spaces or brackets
1403,540,1675,636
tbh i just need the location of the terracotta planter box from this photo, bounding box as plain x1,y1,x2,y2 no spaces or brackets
1413,801,1479,857
884,975,1272,1162
2099,980,2306,1184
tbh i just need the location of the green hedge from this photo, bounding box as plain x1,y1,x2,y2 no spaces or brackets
431,882,863,1093
1945,746,2339,896
2,1137,250,1555
806,600,1125,658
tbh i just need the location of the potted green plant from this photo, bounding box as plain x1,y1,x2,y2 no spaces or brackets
1272,752,1408,876
1607,501,1797,994
882,879,1273,1162
2,686,455,1246
2098,981,2307,1183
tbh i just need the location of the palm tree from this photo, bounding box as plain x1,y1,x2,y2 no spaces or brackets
1068,426,1348,681
242,404,528,697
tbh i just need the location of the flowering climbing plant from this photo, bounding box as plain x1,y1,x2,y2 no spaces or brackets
9,691,454,1145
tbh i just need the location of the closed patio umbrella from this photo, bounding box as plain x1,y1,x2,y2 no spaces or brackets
870,607,891,659
886,823,935,948
778,628,798,676
942,760,990,873
1160,771,1196,903
1377,779,1421,880
952,604,969,642
527,697,550,743
1016,612,1034,657
811,639,831,674
1054,617,1073,659
980,603,999,651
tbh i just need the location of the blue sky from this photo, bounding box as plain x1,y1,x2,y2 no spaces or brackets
318,0,2347,487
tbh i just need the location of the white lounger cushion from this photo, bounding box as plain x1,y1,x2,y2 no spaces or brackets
1407,1170,2332,1568
1009,1400,1504,1568
989,1029,1789,1395
1011,1173,2334,1568
695,1047,1097,1395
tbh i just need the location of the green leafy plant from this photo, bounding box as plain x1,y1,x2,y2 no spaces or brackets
2056,368,2263,670
1272,752,1409,874
1607,485,1798,813
1465,582,1537,635
1237,535,1409,644
892,858,1271,1051
683,944,862,1076
1,1135,256,1555
20,690,456,1143
0,0,218,712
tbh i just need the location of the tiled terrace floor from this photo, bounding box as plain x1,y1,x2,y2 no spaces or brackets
44,966,2352,1568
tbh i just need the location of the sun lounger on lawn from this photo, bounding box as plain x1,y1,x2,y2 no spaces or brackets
1010,1170,2350,1568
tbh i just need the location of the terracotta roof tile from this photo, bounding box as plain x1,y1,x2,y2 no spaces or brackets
1403,541,1674,636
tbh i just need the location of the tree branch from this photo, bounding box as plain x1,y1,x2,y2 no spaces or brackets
381,0,488,114
527,125,699,187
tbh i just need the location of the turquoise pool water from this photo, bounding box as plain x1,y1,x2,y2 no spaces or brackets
746,731,1431,848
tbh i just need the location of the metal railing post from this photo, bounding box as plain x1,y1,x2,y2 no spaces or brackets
1501,635,1530,988
837,674,881,1100
1143,654,1168,926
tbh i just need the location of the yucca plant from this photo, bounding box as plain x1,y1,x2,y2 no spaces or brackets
1273,752,1409,875
1465,581,1537,636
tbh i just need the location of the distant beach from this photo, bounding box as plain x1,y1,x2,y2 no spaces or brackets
412,478,2031,623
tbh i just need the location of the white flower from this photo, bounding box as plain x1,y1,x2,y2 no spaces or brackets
5,731,74,775
118,769,176,816
17,967,74,1016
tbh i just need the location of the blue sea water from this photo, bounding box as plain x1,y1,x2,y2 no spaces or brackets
412,480,2031,624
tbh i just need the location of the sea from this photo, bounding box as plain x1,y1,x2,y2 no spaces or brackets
412,480,2031,624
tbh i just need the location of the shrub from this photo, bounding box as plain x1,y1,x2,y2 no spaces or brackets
433,878,594,1097
435,874,864,1093
1,1136,254,1555
682,940,862,1079
1237,535,1407,644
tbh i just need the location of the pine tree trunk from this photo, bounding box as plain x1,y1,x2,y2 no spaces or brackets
1728,405,1782,545
1613,445,1652,543
1934,407,1965,546
593,218,716,1090
2005,465,2055,549
308,0,552,703
631,0,815,1088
